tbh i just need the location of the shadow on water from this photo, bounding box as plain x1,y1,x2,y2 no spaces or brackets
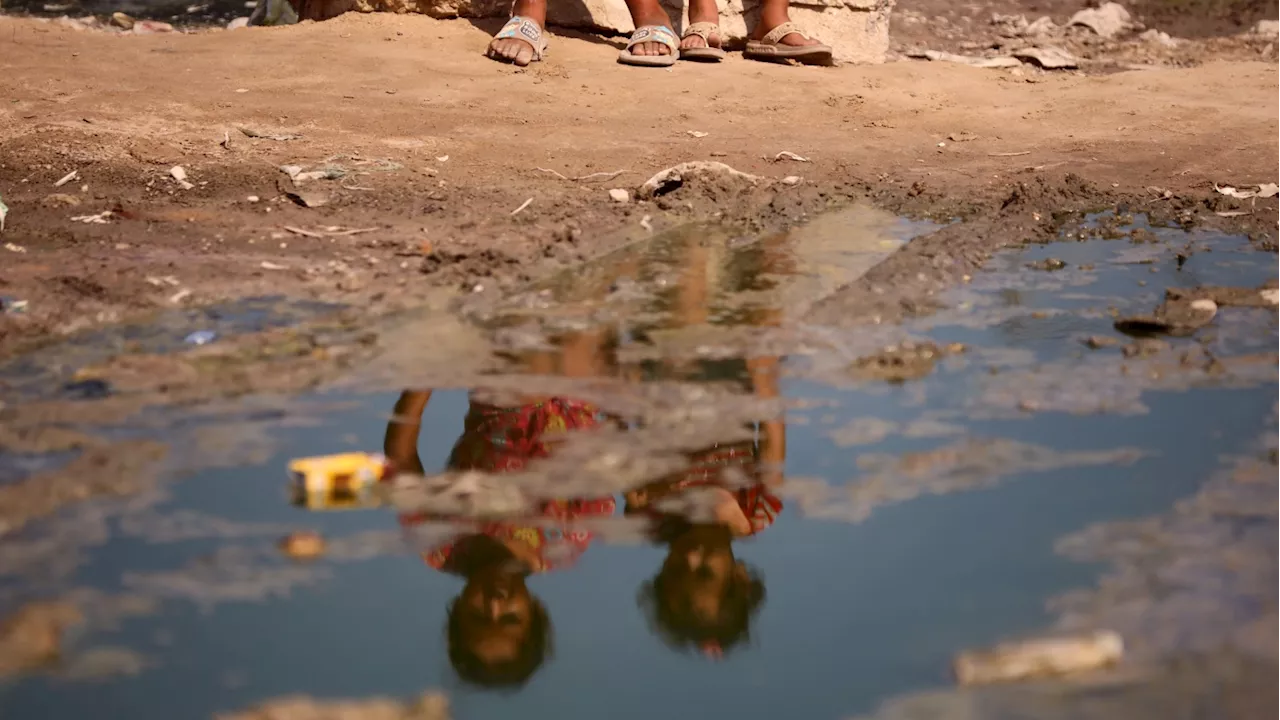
0,209,1275,719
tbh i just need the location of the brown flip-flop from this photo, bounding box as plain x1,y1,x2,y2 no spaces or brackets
744,22,833,65
680,22,727,62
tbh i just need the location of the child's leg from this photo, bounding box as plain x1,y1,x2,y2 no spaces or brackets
623,0,679,58
488,0,547,67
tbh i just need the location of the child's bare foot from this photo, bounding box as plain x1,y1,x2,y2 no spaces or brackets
487,0,547,67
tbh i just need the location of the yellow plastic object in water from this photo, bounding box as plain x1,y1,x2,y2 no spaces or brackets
287,452,390,511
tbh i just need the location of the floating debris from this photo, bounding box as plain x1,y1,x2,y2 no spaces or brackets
183,330,218,345
953,630,1124,685
278,531,326,560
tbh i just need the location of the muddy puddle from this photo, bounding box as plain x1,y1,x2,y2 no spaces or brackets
0,207,1275,719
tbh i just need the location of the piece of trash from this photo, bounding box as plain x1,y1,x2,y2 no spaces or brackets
4,242,27,253
42,193,80,208
235,88,249,93
71,211,113,224
1261,288,1279,306
283,225,377,238
169,166,194,190
1214,183,1279,199
183,330,218,345
54,170,79,188
260,261,288,270
687,130,709,138
133,20,176,34
288,452,390,510
639,215,653,232
283,188,329,208
948,132,979,142
989,151,1032,157
145,275,181,287
436,155,449,163
278,531,326,560
1012,46,1079,69
0,193,7,233
247,195,260,203
782,176,802,185
279,165,345,184
953,630,1124,685
227,16,250,29
109,11,135,29
535,167,628,182
774,151,811,162
169,288,192,304
1,297,29,314
510,197,533,216
608,188,630,203
638,161,760,199
914,49,1022,68
238,126,302,141
1214,210,1251,217
62,378,112,400
1069,2,1132,39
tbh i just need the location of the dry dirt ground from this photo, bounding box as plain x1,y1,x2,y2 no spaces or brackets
0,3,1276,360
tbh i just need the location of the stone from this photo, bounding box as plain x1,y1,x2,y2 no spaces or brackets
1249,19,1278,36
608,188,630,203
1068,2,1132,39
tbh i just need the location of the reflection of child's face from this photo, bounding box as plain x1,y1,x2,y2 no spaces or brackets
455,567,535,667
659,526,742,625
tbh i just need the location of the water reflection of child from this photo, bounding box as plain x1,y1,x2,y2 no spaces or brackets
383,331,619,688
626,430,784,659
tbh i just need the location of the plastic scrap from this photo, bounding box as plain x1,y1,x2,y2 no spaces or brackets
183,330,218,345
287,452,392,511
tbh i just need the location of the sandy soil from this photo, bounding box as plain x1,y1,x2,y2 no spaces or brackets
0,8,1276,359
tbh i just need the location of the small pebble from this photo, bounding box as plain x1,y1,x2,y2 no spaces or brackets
608,188,630,203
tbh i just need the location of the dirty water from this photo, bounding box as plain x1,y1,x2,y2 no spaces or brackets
0,207,1275,720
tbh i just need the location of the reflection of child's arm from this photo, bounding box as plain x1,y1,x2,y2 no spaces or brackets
383,390,432,476
747,356,786,487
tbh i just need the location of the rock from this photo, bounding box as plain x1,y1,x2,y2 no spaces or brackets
1068,2,1132,39
1012,46,1079,69
607,188,630,203
109,11,135,29
227,16,251,29
1115,297,1217,337
1028,257,1067,271
1249,19,1278,36
953,630,1124,685
1025,15,1056,36
1138,28,1178,47
637,161,760,200
1083,335,1120,349
132,19,177,34
335,0,898,64
41,193,81,208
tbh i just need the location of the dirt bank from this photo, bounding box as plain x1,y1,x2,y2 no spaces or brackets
0,11,1276,362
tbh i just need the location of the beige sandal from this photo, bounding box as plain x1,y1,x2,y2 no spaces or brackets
744,21,833,65
680,21,727,62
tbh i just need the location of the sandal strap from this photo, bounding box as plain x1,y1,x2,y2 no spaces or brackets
682,21,721,41
627,25,678,52
495,16,547,57
760,21,810,45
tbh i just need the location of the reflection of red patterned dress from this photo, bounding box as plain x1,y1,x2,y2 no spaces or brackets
402,397,617,573
666,441,783,536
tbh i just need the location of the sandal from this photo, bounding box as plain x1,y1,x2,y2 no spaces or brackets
618,25,679,67
487,16,548,65
744,22,833,65
680,21,727,62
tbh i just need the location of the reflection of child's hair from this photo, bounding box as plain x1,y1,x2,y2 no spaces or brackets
638,520,766,656
446,598,552,689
